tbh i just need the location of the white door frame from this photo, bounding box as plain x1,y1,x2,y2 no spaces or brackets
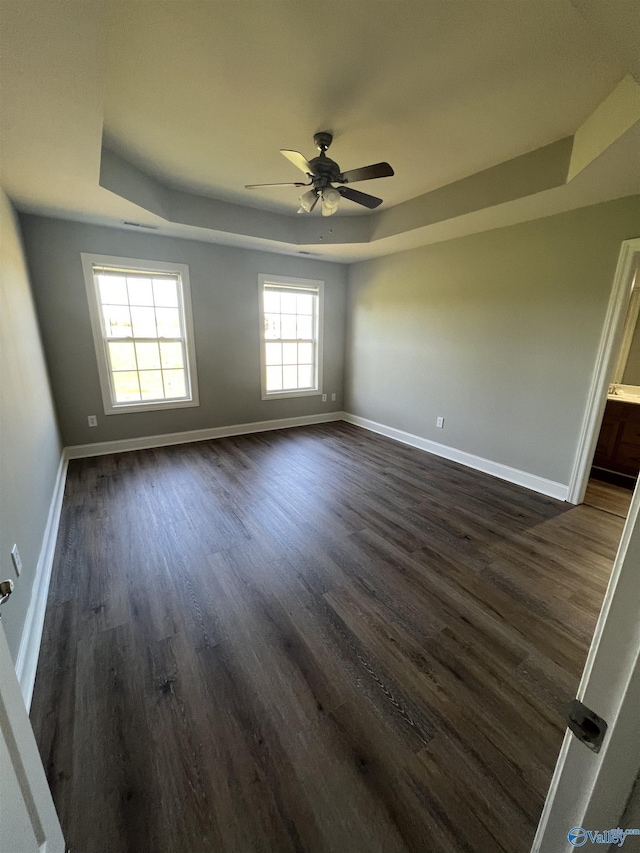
567,238,640,505
532,474,640,851
0,621,65,852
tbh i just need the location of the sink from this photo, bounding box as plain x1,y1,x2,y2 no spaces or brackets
607,384,640,404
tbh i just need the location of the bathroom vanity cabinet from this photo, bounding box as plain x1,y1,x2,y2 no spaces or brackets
593,399,640,478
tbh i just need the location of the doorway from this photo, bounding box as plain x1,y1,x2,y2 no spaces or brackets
568,239,640,506
590,263,640,500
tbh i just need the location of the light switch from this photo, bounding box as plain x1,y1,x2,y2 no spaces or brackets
11,545,22,577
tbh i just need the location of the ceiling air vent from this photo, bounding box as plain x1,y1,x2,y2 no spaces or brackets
122,221,159,230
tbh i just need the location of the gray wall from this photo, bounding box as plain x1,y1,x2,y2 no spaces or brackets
20,216,347,447
345,195,640,485
0,190,62,660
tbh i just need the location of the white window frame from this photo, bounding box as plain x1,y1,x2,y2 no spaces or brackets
258,274,324,400
81,253,199,415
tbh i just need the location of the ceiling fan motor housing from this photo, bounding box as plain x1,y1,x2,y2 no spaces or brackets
309,155,342,189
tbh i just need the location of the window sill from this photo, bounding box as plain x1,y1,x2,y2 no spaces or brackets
104,398,200,415
261,389,322,401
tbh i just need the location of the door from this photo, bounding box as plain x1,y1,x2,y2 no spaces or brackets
532,482,640,851
0,616,65,853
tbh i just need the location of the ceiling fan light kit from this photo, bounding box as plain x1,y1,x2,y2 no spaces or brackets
245,131,394,215
298,188,318,214
320,186,341,216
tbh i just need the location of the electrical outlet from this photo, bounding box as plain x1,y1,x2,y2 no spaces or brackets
436,416,445,429
331,393,337,402
11,545,22,577
88,415,98,427
322,393,327,402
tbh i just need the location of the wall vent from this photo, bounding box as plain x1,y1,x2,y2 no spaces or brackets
122,221,159,230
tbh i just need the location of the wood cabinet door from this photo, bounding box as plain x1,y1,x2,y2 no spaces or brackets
593,418,622,467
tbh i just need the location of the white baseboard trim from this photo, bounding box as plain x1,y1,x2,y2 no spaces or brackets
343,412,569,501
13,413,343,704
64,411,345,460
15,409,564,706
15,453,68,710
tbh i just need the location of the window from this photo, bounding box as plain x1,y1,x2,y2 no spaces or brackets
81,254,199,414
258,274,323,399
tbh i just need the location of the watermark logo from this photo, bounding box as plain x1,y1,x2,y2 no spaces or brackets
568,827,587,847
568,827,640,847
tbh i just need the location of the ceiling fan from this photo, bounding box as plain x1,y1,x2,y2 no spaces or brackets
245,131,394,216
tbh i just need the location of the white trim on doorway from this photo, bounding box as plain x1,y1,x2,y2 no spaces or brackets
531,473,640,852
567,238,640,505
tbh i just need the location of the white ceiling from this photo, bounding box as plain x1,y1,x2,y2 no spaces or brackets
0,0,638,261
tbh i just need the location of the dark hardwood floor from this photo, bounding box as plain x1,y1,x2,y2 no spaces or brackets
30,423,626,853
583,476,633,518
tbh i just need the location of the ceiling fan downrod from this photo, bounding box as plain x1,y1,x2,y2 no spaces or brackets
313,131,333,153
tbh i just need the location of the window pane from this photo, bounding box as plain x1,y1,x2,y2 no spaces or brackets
265,342,281,366
139,370,164,400
297,315,312,339
130,306,157,338
90,260,196,411
163,369,186,399
136,342,160,370
281,315,296,339
298,342,313,364
127,277,153,306
98,275,128,305
298,364,312,388
280,293,297,314
282,365,298,389
160,341,183,369
264,314,280,340
108,341,136,371
153,278,178,307
282,342,297,365
102,305,132,337
266,366,283,391
113,371,141,402
156,307,181,338
263,291,280,313
296,294,313,314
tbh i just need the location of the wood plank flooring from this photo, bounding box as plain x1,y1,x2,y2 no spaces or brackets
30,424,626,853
584,477,633,518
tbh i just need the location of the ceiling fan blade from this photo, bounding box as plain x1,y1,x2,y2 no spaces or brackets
340,162,394,183
245,181,310,189
281,149,319,176
337,186,383,209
